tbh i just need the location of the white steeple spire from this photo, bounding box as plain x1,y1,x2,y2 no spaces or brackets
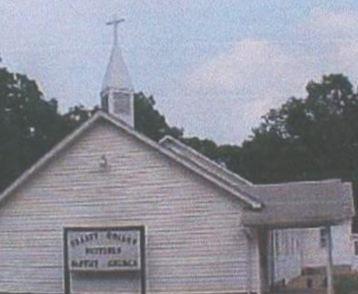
101,17,134,127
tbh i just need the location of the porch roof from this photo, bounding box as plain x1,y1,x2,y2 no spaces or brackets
242,179,355,229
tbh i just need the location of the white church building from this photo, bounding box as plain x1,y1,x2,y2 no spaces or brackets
0,20,355,294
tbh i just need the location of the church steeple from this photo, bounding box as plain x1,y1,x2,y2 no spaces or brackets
101,18,134,127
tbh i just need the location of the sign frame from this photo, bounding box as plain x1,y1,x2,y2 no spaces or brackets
63,226,146,294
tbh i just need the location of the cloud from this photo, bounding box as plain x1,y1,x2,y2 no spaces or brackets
168,8,358,144
307,7,358,39
144,0,192,11
158,7,358,144
303,7,358,83
159,39,314,144
328,41,358,79
185,39,310,99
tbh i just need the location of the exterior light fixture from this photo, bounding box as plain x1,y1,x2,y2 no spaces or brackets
99,154,109,170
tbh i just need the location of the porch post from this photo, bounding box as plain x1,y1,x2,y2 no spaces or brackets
267,230,275,289
326,225,334,294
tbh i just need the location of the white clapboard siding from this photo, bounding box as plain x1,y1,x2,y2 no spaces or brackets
300,221,353,268
0,120,260,293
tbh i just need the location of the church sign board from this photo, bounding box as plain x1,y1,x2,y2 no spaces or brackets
65,227,142,272
64,226,146,293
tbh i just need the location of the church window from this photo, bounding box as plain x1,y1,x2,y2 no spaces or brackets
290,236,294,255
354,241,358,255
274,231,280,256
320,228,327,248
295,238,300,253
284,232,289,255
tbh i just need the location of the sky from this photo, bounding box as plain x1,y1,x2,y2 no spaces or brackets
1,0,358,144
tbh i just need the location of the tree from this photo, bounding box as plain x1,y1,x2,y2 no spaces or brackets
0,68,68,190
234,74,358,184
134,92,183,141
62,104,98,131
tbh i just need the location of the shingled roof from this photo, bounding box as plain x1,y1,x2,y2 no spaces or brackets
241,179,355,228
159,136,252,186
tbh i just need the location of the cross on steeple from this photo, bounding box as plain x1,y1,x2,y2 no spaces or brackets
106,17,125,44
101,16,134,127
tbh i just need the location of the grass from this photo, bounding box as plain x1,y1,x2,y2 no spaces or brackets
335,272,358,294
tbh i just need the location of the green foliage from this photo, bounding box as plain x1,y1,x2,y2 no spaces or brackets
181,137,218,160
0,68,63,190
239,74,358,184
134,92,183,141
335,273,358,294
63,105,98,131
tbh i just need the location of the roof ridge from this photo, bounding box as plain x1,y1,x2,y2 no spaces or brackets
255,179,342,187
159,135,253,186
